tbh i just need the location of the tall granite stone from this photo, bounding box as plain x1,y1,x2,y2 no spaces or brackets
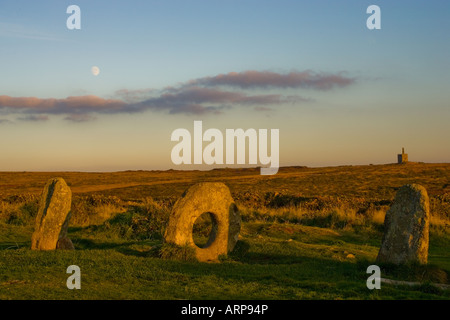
376,184,430,265
31,177,74,250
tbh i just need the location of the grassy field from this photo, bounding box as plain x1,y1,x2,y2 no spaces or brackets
0,163,449,300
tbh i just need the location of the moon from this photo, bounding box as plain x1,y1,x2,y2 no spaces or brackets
91,66,100,76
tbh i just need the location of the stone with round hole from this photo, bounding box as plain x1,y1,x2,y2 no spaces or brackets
164,182,241,262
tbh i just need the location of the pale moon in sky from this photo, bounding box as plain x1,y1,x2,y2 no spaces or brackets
91,66,100,76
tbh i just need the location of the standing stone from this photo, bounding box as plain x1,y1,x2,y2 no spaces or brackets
31,177,74,250
164,182,241,262
376,184,430,265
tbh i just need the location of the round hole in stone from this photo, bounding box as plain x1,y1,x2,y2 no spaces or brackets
192,212,218,249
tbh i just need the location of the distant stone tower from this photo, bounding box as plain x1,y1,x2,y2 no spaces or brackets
397,147,408,164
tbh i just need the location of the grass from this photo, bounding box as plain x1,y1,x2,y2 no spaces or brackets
1,220,449,300
0,163,449,299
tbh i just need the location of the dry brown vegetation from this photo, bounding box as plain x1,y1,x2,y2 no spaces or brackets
0,162,449,232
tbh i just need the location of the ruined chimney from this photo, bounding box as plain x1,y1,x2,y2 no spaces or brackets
398,148,408,164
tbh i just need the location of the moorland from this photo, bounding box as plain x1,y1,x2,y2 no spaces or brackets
0,163,449,299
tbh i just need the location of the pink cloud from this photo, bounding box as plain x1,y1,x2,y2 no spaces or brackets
0,95,126,114
0,70,356,119
64,114,97,122
189,70,356,90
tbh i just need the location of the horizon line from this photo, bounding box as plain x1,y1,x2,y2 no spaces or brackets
0,161,447,174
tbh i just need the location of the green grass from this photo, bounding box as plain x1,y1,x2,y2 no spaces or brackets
0,164,449,299
1,217,450,300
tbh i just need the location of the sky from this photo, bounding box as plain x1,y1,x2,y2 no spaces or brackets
0,0,449,171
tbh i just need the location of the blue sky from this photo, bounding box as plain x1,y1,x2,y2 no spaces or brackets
0,0,449,171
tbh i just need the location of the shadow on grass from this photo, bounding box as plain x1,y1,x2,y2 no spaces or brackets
0,241,29,250
116,243,162,258
116,246,156,258
71,236,163,259
71,238,134,250
377,261,450,285
68,226,84,233
156,250,367,295
225,240,304,265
